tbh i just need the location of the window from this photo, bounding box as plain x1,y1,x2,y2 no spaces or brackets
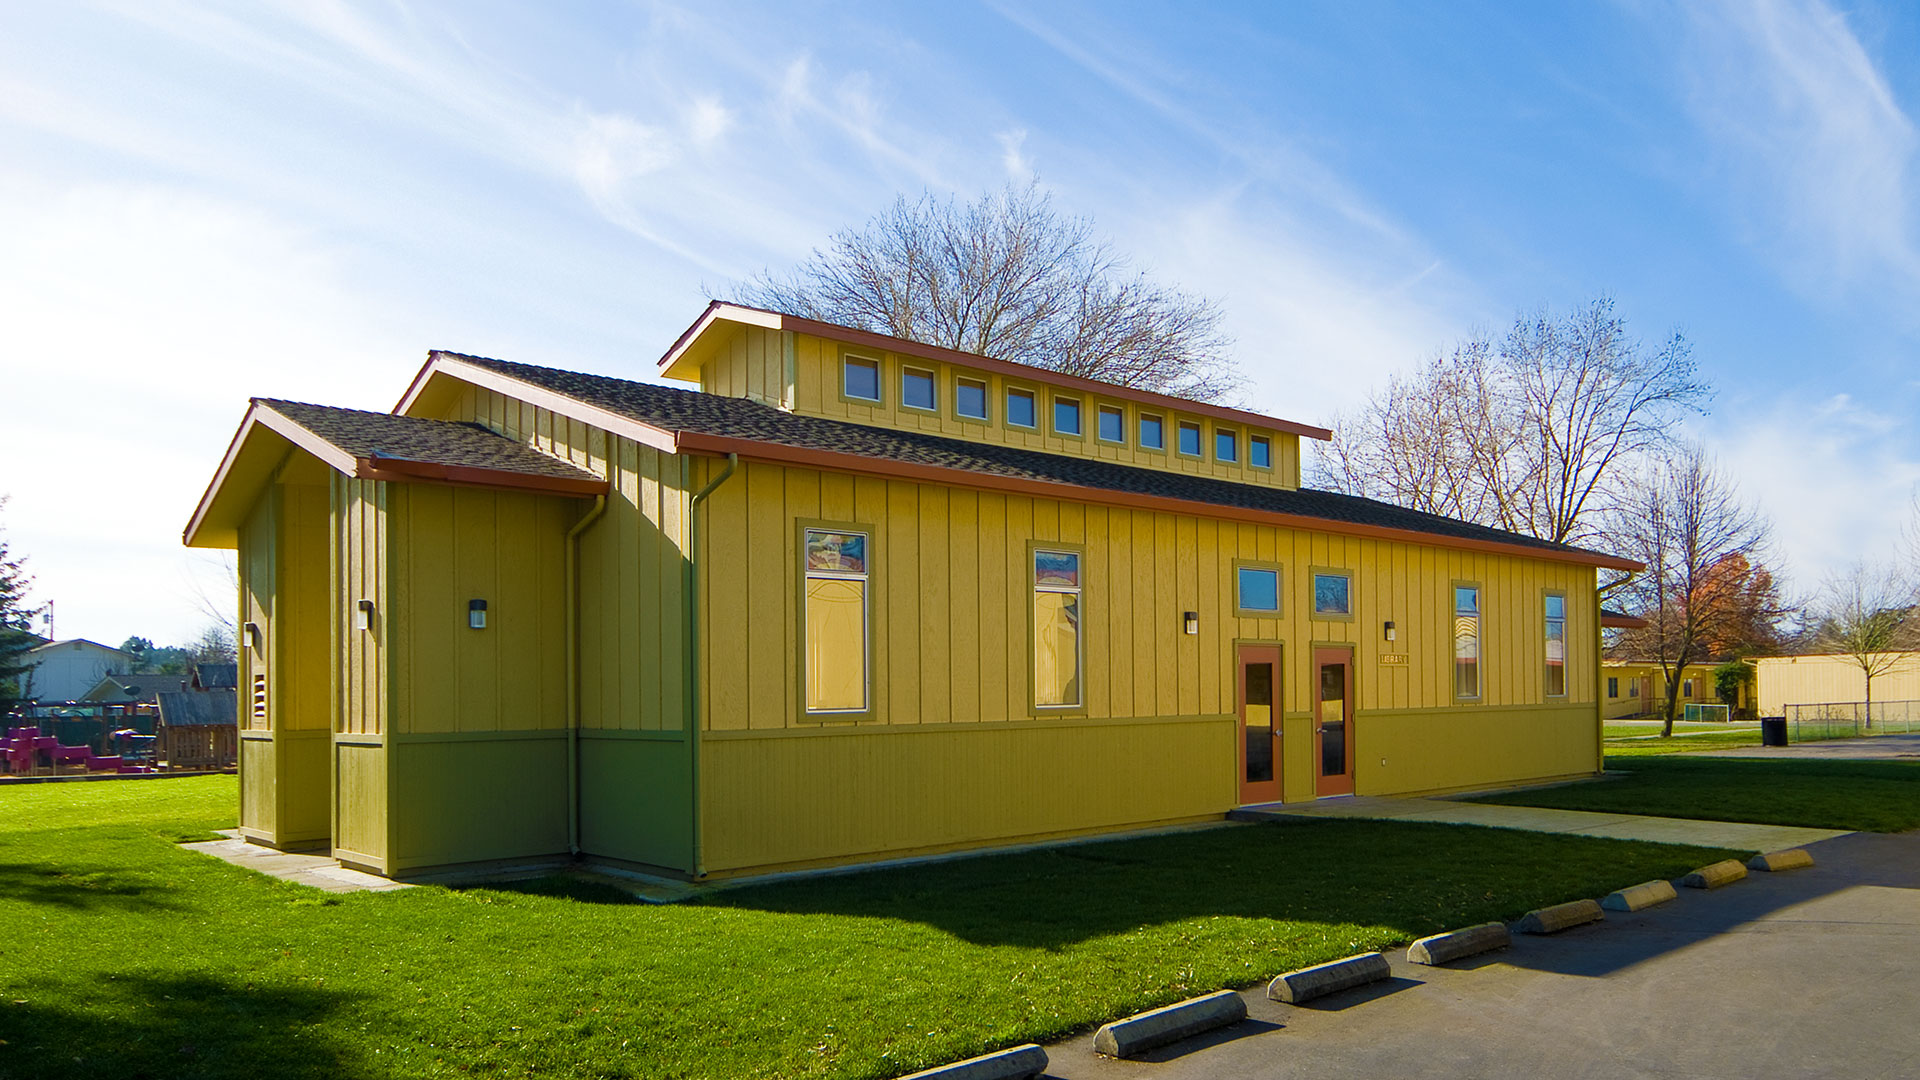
843,355,881,403
1177,420,1202,456
1007,387,1037,428
1139,413,1165,450
1215,429,1238,463
1313,572,1351,617
1684,679,1695,698
1250,435,1272,469
803,529,869,713
1629,680,1639,698
1098,405,1125,443
956,376,988,420
1033,549,1082,708
1237,565,1280,615
1053,396,1082,436
1607,677,1619,699
1454,585,1481,700
1544,594,1567,697
901,366,936,411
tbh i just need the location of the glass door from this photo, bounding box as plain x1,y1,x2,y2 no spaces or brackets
1236,645,1283,804
1314,647,1355,797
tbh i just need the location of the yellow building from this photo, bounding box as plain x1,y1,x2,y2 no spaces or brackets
1756,653,1920,717
1601,660,1728,720
186,303,1637,880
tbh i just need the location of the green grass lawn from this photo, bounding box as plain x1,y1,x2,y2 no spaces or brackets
1603,730,1765,756
1470,755,1920,833
1603,722,1759,739
0,777,1737,1080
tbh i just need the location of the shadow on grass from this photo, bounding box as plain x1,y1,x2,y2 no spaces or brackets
683,820,1734,951
0,973,367,1080
0,862,184,912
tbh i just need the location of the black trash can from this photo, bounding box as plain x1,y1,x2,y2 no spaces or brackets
1760,717,1788,747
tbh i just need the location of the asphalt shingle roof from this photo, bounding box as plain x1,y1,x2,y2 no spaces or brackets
444,353,1618,562
260,399,597,483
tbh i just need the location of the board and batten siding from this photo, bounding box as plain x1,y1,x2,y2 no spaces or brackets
691,455,1600,874
695,325,1305,489
1757,653,1920,717
331,474,390,868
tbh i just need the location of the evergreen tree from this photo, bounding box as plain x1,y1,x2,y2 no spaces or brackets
0,499,44,714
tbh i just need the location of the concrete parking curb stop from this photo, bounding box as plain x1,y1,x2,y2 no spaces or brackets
1682,859,1749,889
898,1044,1048,1080
1749,849,1815,872
1601,879,1678,912
1267,952,1393,1003
1407,922,1510,966
1515,898,1604,934
1092,990,1246,1059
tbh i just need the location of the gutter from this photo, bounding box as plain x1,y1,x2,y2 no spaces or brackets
565,495,609,856
685,452,739,879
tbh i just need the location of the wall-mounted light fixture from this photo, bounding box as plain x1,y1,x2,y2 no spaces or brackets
1183,611,1199,636
243,621,262,653
355,599,374,632
469,599,488,630
1384,620,1397,642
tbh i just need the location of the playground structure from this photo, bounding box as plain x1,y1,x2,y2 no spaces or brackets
1,726,153,777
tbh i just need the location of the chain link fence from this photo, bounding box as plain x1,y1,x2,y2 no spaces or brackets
1784,701,1920,741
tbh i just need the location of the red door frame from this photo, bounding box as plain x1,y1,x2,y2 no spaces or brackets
1313,646,1356,797
1236,645,1283,805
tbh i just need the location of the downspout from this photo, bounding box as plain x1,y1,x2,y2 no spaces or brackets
565,495,609,857
1595,571,1637,774
686,452,739,879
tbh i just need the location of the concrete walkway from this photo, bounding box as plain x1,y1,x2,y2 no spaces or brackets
1234,795,1848,852
181,831,411,893
1043,828,1920,1079
1701,732,1920,761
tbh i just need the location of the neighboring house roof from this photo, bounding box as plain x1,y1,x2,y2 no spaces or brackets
192,662,238,690
82,673,189,704
434,352,1638,570
186,398,610,546
157,689,237,726
27,638,133,660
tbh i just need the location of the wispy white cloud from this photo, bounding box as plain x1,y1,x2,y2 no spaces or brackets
1674,0,1920,301
1694,392,1920,591
996,128,1033,182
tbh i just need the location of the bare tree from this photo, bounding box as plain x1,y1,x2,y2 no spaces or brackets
1608,445,1772,735
737,181,1240,402
1809,561,1916,728
1315,297,1710,546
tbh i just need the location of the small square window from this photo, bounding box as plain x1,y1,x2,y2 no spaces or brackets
902,367,936,411
1054,397,1082,436
1008,388,1037,428
1177,421,1202,456
1250,436,1271,469
1313,573,1351,617
1237,567,1279,613
956,377,988,420
1607,677,1619,698
1215,429,1238,463
1139,414,1165,449
843,356,880,402
1098,405,1124,443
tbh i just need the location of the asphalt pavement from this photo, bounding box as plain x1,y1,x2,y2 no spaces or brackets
1042,828,1920,1079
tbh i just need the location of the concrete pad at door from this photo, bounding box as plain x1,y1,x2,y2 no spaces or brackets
1267,952,1392,1003
1408,923,1510,966
1602,879,1678,912
899,1044,1047,1080
1093,990,1246,1058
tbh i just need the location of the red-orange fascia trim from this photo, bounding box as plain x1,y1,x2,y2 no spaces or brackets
397,353,682,456
670,431,1643,572
1600,613,1649,629
358,455,609,497
659,302,1335,442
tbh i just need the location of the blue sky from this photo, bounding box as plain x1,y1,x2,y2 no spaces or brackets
5,0,1919,645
